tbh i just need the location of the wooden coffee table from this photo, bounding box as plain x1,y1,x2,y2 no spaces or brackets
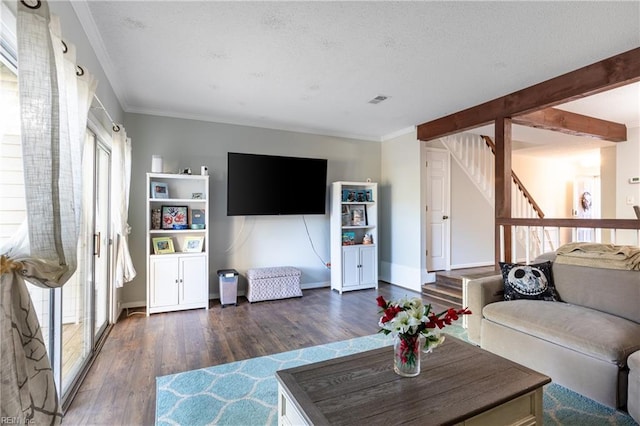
275,336,550,425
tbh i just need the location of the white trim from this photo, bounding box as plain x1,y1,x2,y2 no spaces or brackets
300,281,330,290
70,1,128,109
126,106,383,142
124,282,332,309
0,1,17,71
381,125,416,142
87,112,113,148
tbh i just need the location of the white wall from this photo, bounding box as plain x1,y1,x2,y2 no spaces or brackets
379,130,424,292
449,160,494,268
123,113,381,306
512,154,575,218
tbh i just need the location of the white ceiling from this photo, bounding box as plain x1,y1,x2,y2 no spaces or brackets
72,1,640,146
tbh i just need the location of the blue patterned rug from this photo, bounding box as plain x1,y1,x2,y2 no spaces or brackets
156,326,637,425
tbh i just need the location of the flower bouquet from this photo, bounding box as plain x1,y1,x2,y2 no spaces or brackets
376,295,471,376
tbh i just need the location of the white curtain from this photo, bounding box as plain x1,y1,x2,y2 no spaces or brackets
0,1,96,424
112,128,136,287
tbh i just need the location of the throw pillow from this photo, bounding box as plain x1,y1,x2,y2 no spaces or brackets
499,261,561,302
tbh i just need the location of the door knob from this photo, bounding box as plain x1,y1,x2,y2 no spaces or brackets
443,215,449,220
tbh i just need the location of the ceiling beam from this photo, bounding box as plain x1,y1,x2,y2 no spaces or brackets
417,47,640,141
512,107,627,142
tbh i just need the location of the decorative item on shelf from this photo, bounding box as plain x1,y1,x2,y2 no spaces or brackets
355,190,367,202
190,209,206,229
180,168,192,175
161,205,188,229
151,155,163,173
151,182,169,199
342,189,357,202
341,205,351,226
183,236,204,253
152,237,175,254
151,208,161,230
342,231,355,245
365,189,373,202
201,166,208,176
362,233,373,245
376,296,471,377
350,205,366,226
192,192,204,199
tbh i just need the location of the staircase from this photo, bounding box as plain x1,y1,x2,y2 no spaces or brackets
422,273,463,308
439,133,558,260
422,267,498,309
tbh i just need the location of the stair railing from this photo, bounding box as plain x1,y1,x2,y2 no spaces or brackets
440,133,556,259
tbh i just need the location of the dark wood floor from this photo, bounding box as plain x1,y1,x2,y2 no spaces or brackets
63,282,449,425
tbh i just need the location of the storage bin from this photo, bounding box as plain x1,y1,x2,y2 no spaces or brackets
217,269,239,307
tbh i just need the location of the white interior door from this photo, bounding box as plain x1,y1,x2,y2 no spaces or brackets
425,149,450,271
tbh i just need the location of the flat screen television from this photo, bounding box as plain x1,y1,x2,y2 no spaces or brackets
227,152,328,216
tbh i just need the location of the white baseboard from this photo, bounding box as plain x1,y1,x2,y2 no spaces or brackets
301,281,330,290
121,300,146,310
121,281,331,317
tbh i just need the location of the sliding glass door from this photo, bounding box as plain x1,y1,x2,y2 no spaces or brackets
60,130,112,402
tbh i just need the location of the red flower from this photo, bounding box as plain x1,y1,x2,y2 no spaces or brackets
376,296,387,308
381,305,402,324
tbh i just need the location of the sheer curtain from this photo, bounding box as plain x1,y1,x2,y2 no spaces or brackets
112,127,136,288
0,1,96,424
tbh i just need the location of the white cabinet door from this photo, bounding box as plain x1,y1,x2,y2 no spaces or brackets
342,246,360,288
150,257,179,308
359,245,377,286
179,256,206,305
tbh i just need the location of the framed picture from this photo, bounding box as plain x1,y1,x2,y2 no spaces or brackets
152,237,175,254
342,231,355,245
183,236,204,253
151,182,169,199
162,205,188,229
190,208,206,229
350,205,367,226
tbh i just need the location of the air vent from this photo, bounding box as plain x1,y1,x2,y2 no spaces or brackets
368,95,388,104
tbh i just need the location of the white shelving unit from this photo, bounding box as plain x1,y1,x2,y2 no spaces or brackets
146,173,209,315
330,181,378,293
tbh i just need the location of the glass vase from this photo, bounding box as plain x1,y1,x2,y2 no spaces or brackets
393,334,423,377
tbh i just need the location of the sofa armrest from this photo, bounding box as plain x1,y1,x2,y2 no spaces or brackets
466,274,504,345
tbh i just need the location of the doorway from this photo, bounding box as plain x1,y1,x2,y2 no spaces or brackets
424,148,451,272
58,129,112,407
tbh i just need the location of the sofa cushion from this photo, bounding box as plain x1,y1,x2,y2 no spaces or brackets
483,300,640,366
499,261,560,301
535,252,640,323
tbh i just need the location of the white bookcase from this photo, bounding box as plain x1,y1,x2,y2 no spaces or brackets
330,181,378,293
146,173,209,315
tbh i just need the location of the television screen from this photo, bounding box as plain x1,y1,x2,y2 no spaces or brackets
227,152,328,216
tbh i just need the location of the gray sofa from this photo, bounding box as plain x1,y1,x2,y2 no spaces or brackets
467,252,640,413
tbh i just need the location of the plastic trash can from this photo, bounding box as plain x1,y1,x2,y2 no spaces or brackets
217,269,239,307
